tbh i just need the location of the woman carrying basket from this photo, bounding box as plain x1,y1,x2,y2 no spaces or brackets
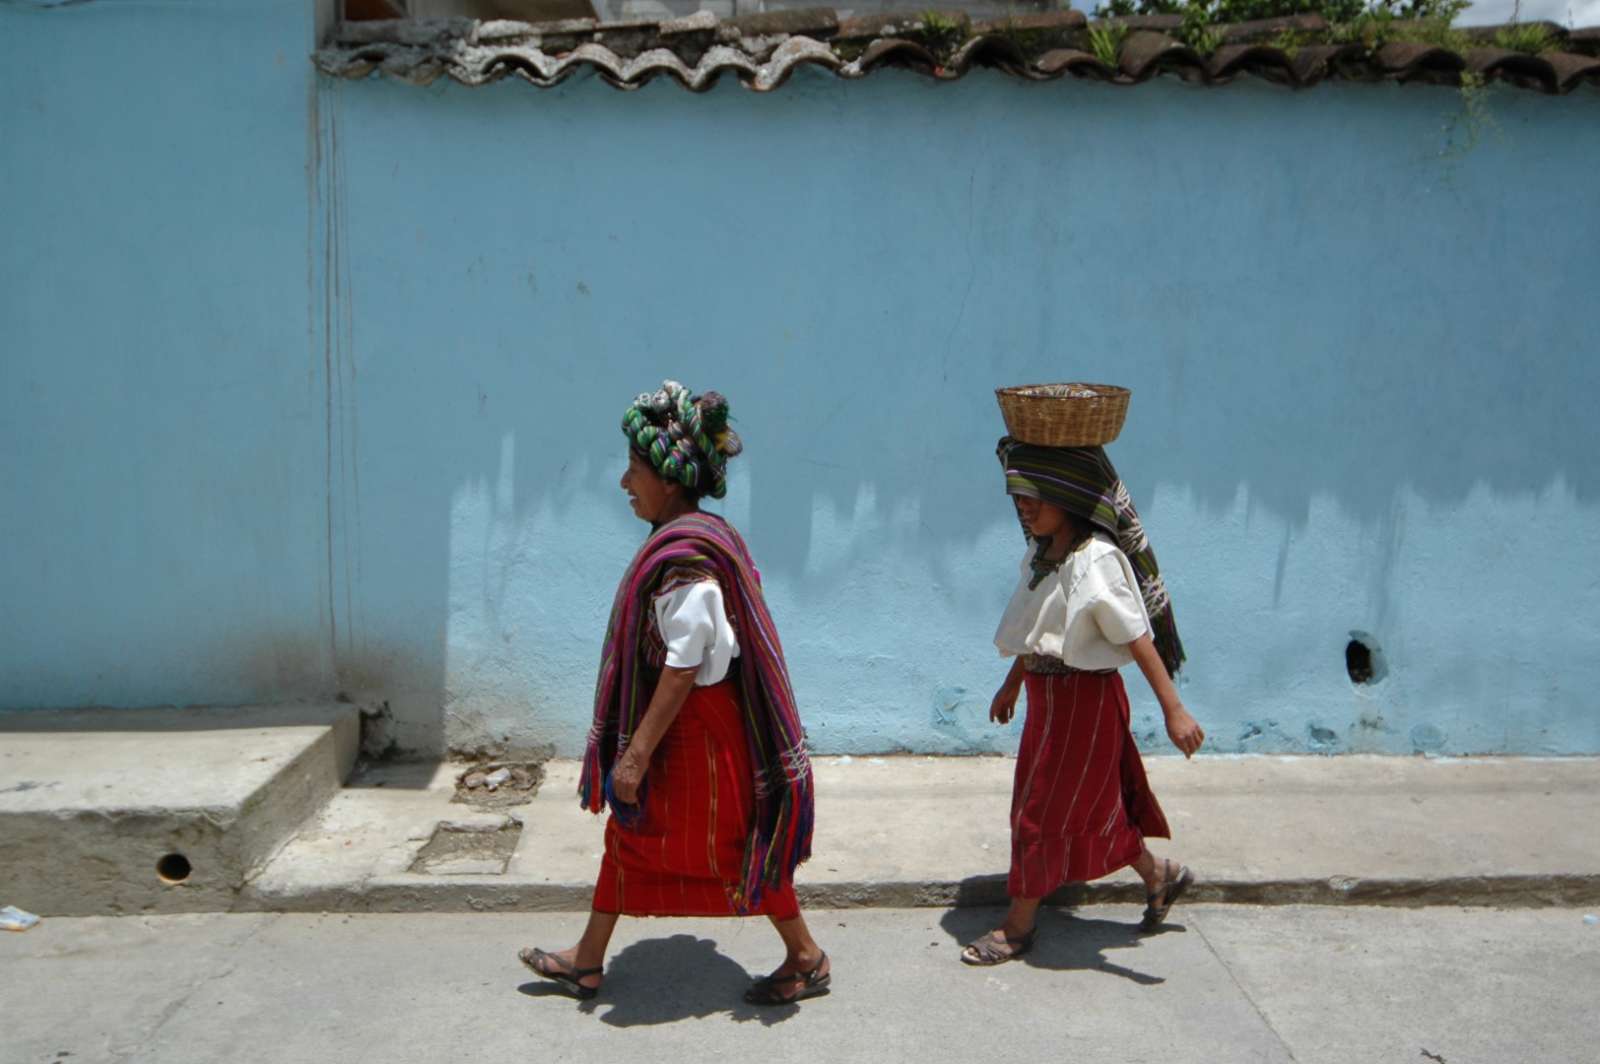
520,381,829,1005
962,393,1204,966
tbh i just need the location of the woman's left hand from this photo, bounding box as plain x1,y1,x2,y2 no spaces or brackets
612,750,648,804
1164,704,1205,759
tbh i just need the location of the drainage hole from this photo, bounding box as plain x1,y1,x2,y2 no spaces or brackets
157,853,192,884
1345,631,1386,685
1345,641,1372,684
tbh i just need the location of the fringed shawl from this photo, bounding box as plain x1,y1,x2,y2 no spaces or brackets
997,438,1187,677
579,511,813,911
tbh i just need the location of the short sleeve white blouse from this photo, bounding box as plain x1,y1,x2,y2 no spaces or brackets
993,531,1151,670
651,579,740,686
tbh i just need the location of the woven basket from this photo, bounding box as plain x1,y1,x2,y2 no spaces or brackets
995,383,1131,447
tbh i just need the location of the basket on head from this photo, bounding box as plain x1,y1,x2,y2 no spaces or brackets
995,383,1131,447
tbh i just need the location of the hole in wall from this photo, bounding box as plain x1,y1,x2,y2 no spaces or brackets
1345,641,1373,684
1346,631,1386,685
156,853,192,884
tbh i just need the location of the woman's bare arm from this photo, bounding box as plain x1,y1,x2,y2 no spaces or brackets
610,665,698,802
1128,634,1204,758
990,656,1029,725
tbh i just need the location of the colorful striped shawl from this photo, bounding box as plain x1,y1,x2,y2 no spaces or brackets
578,511,814,911
997,438,1187,677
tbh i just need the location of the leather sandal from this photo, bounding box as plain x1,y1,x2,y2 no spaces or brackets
519,947,603,1000
744,952,831,1005
960,927,1037,966
1140,861,1193,932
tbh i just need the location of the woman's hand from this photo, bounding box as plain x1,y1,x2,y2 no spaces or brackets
611,748,648,805
612,665,696,807
991,658,1028,725
1164,704,1205,758
1127,635,1203,758
990,683,1022,725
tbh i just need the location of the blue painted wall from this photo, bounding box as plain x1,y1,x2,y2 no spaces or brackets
4,4,1598,757
1,1,337,709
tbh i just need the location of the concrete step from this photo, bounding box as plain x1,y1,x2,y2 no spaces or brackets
243,754,1600,913
0,704,359,915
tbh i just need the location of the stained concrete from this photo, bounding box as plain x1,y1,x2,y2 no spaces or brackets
0,705,359,915
242,754,1600,912
1191,905,1600,1064
3,906,1596,1064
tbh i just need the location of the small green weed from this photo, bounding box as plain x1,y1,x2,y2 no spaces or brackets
1439,69,1499,159
919,11,968,57
1177,3,1223,53
1330,10,1395,48
1088,23,1131,66
1492,22,1554,54
1271,27,1317,58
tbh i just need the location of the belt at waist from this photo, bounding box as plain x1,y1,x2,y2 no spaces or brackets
1022,654,1118,676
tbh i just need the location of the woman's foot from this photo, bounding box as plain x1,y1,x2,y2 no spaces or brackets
744,949,831,1005
960,926,1037,966
1140,860,1193,932
519,946,604,999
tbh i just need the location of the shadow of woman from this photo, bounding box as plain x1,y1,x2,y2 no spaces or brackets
938,905,1178,986
517,933,806,1028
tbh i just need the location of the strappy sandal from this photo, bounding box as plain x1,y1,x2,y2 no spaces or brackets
960,927,1036,966
519,947,603,1000
1140,861,1194,932
743,952,831,1005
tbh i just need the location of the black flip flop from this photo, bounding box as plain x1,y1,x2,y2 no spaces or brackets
744,952,831,1005
519,947,603,1000
1141,862,1194,931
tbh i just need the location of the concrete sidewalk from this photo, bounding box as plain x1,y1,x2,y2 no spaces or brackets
5,906,1597,1063
0,705,358,915
243,754,1600,913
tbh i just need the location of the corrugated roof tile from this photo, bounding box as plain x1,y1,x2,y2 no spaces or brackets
312,11,1600,97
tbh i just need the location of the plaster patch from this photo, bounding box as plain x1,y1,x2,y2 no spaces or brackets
1411,723,1448,753
1308,724,1342,752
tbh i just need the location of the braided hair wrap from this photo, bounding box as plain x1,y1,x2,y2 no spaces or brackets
621,380,742,500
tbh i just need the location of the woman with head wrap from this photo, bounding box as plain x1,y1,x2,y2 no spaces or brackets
961,439,1206,966
519,381,828,1005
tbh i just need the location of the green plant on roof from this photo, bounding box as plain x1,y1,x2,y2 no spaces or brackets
1087,0,1499,155
1493,21,1554,54
1094,0,1460,20
1088,22,1131,66
1271,26,1317,57
1096,0,1354,19
1178,4,1223,52
1329,7,1396,47
1396,2,1473,51
1091,0,1474,52
919,11,968,58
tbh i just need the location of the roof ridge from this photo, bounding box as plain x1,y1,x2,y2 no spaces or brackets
319,12,1600,96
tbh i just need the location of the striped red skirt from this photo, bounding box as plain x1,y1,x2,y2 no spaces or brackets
1008,669,1171,899
593,680,801,920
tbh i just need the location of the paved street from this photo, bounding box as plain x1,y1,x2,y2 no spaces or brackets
4,904,1596,1064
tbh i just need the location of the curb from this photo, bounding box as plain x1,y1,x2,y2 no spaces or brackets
235,873,1600,914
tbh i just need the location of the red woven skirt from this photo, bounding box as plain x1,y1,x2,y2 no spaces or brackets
593,680,801,920
1008,669,1171,900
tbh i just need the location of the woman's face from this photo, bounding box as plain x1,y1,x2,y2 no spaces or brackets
1014,495,1071,541
621,450,678,523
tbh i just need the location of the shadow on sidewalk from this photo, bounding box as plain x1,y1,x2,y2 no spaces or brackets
517,933,803,1027
938,904,1180,986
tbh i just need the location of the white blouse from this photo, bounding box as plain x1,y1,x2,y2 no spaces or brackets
652,579,740,686
994,531,1151,671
